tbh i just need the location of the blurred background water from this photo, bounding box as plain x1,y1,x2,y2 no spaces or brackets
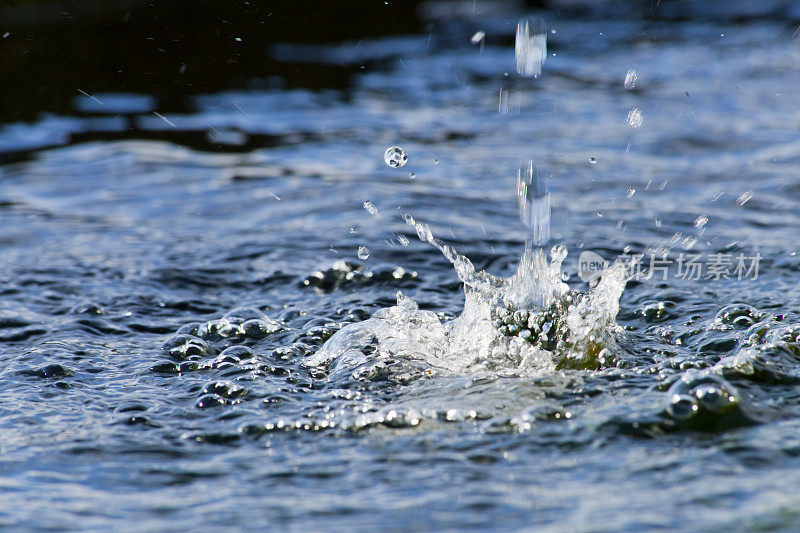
2,0,800,530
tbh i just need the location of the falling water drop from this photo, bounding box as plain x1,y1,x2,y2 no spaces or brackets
397,234,410,246
357,246,371,260
515,18,547,78
433,158,439,165
408,172,416,179
471,31,485,44
384,146,408,168
737,190,754,206
624,69,638,89
517,160,550,247
363,201,379,216
627,108,644,128
626,187,636,198
589,157,597,165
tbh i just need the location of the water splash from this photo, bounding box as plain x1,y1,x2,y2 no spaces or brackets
517,160,550,247
307,215,628,377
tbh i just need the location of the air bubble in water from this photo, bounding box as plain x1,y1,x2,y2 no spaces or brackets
515,18,547,78
627,108,644,128
384,146,407,168
737,190,753,206
357,246,370,260
624,69,638,89
517,160,550,246
363,201,379,216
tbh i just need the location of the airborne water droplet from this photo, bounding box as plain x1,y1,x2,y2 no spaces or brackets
626,187,636,198
627,108,644,128
694,215,709,228
515,17,547,78
357,246,370,260
589,157,597,165
624,69,638,89
408,172,416,179
737,190,754,206
384,146,407,168
363,201,379,216
471,31,486,44
397,234,409,246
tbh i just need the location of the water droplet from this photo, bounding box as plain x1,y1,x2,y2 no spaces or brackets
694,215,709,228
433,158,439,165
596,212,603,218
589,157,597,165
737,190,753,206
470,31,485,44
626,187,636,198
515,17,547,78
627,108,644,128
357,246,370,260
624,69,638,89
384,146,407,168
408,172,416,179
397,234,409,246
349,226,358,233
363,201,379,216
517,160,550,246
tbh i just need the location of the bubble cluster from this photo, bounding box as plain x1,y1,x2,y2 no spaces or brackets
663,372,755,431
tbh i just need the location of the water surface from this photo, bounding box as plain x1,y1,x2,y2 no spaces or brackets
2,1,800,530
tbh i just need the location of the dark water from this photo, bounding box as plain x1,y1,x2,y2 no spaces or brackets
3,1,800,530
